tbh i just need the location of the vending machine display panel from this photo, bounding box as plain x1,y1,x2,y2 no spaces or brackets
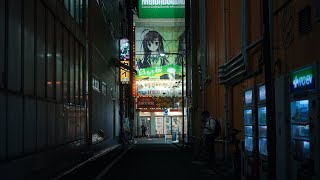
244,126,253,136
259,138,268,156
290,100,309,123
245,136,253,152
258,107,267,125
244,109,253,125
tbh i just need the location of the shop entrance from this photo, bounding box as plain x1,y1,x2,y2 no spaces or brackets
140,117,151,138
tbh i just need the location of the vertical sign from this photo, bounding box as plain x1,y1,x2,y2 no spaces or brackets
120,60,130,84
120,38,130,84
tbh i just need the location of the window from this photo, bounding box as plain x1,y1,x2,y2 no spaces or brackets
70,0,75,18
24,0,35,95
64,0,69,11
75,0,80,23
75,41,79,105
69,36,75,104
56,23,63,102
0,0,5,88
36,3,46,97
79,0,84,28
92,77,100,91
299,6,312,35
102,82,107,95
315,0,320,21
80,46,84,105
47,12,55,99
63,29,69,103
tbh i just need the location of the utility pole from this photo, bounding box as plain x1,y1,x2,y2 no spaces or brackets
263,0,275,179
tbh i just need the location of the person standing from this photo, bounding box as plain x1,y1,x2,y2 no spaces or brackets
201,110,216,171
141,124,146,138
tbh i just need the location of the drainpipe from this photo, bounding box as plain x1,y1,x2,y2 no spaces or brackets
241,0,248,70
199,0,206,111
223,0,228,161
263,0,275,179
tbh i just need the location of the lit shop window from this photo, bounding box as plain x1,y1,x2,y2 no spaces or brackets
92,77,100,91
102,82,107,95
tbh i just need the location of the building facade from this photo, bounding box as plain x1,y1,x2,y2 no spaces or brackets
190,0,320,179
0,0,128,178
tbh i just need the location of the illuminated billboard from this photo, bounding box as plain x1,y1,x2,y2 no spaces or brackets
136,80,185,97
120,60,130,84
120,38,130,60
138,0,185,18
135,27,185,80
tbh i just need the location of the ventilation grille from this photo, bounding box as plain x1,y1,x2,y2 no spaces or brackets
299,6,312,35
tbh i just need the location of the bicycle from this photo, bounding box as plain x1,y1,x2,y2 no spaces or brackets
119,129,135,145
223,128,241,177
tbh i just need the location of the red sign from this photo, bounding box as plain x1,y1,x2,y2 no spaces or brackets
137,97,156,108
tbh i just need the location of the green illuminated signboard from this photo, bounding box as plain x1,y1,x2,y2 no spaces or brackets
136,64,182,80
138,0,185,18
290,66,316,93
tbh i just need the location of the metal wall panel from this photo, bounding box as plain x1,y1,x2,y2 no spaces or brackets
0,92,6,160
24,97,36,153
48,102,56,147
37,100,47,150
55,104,64,144
7,94,23,158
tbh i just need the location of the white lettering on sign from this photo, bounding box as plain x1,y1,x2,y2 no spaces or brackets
142,0,185,6
293,75,312,89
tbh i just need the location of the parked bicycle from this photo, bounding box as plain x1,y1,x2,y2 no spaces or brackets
224,128,241,176
120,129,135,145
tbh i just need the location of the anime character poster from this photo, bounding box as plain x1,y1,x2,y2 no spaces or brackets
135,27,185,80
120,38,130,60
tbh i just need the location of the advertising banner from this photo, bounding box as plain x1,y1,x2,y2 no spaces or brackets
137,96,182,109
135,27,185,80
290,66,315,94
136,80,184,97
138,0,185,18
120,60,130,84
120,38,130,60
137,97,156,108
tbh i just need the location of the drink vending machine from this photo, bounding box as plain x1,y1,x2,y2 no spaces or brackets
258,84,267,157
289,65,319,180
242,88,255,179
244,89,254,153
257,84,268,179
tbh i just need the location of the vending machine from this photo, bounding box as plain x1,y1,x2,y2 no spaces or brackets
289,65,318,180
242,88,255,179
258,84,267,157
244,89,254,153
257,84,268,180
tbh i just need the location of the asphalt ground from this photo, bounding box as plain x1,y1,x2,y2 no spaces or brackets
52,138,237,180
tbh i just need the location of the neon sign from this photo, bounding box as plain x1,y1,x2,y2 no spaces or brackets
290,66,315,93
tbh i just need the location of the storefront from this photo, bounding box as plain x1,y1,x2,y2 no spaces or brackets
136,110,187,141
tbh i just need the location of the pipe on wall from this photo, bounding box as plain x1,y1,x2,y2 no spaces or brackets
223,0,228,161
199,0,206,111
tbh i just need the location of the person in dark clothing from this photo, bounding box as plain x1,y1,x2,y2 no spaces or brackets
141,124,146,138
201,110,217,172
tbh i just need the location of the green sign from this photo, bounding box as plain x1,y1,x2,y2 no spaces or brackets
290,66,316,93
138,0,185,18
136,64,182,80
